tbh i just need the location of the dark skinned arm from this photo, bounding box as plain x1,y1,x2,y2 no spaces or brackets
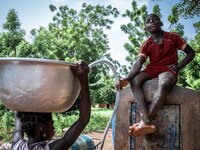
168,45,196,72
49,61,91,150
116,56,146,89
12,111,24,148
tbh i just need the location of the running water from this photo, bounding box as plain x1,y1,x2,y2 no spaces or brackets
89,60,121,150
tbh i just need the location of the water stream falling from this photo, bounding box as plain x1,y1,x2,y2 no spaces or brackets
89,60,121,150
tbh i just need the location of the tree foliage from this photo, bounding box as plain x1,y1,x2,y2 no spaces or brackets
153,0,200,19
17,3,119,63
166,0,199,89
0,4,120,108
177,33,200,90
90,75,115,105
168,6,185,36
0,9,25,57
121,1,149,65
175,0,200,19
184,33,200,90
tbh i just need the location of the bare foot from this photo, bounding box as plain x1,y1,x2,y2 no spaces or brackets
132,124,156,137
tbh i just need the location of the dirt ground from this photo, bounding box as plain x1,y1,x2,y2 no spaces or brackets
88,128,114,150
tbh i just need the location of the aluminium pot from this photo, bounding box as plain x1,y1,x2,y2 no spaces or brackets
0,58,81,113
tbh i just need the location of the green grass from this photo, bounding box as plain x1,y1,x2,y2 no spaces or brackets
85,107,113,133
91,107,113,115
53,107,113,136
0,107,113,141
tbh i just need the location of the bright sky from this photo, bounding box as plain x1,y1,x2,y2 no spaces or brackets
0,0,199,66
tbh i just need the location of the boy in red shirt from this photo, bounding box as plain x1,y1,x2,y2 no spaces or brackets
116,14,195,137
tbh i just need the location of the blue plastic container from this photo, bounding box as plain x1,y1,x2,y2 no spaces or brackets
69,134,96,150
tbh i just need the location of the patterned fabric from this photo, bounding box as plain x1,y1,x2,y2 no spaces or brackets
12,134,95,150
12,139,50,150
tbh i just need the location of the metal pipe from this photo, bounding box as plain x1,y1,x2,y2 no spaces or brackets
89,60,121,150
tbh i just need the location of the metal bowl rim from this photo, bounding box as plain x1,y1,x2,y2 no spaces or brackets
0,57,77,67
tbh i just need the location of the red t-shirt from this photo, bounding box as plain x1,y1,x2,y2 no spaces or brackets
139,31,187,66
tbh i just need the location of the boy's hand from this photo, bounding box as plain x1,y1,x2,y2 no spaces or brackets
168,64,180,73
115,78,129,90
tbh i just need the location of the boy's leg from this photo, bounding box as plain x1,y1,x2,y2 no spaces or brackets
149,72,177,118
130,72,151,123
129,72,156,136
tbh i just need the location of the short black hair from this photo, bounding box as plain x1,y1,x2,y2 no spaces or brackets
21,112,52,136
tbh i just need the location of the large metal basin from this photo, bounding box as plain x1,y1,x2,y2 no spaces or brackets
0,58,81,113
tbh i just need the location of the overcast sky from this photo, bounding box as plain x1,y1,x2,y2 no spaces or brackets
0,0,199,66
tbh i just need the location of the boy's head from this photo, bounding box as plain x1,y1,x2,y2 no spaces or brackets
21,112,55,140
145,13,163,33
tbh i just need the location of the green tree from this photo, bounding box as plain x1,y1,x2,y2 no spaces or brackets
90,75,115,106
168,6,185,36
184,33,200,90
152,0,199,19
18,4,119,63
175,0,199,19
166,2,200,89
0,101,14,142
0,9,25,57
121,1,149,66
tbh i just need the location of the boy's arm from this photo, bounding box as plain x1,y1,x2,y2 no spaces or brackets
126,56,146,80
176,45,196,70
49,61,91,150
116,55,145,89
169,45,195,72
12,111,24,147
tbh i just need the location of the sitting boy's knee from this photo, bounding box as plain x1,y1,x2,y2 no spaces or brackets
158,72,176,88
159,79,170,87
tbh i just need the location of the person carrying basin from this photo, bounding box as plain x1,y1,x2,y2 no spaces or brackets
12,61,91,150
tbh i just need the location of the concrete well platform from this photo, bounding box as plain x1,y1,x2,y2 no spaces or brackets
114,79,200,150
